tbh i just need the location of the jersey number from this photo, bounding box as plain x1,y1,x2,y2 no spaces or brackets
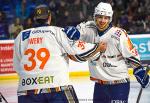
24,48,50,71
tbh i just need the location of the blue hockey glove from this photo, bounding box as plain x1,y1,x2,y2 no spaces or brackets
63,26,80,40
133,66,149,88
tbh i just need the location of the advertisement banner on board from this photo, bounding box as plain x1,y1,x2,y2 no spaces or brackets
0,34,150,74
0,40,14,74
130,34,150,64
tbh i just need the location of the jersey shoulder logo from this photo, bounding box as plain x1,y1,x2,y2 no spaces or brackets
22,30,31,41
114,27,127,37
114,29,122,37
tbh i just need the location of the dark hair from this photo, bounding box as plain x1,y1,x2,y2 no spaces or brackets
35,18,48,24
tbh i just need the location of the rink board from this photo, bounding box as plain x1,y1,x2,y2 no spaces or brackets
0,34,150,80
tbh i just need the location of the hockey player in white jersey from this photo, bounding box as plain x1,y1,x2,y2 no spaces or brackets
13,4,107,103
64,2,149,103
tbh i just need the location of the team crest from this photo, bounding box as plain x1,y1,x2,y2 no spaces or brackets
37,9,42,15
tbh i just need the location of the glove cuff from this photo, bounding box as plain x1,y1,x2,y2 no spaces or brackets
133,66,143,75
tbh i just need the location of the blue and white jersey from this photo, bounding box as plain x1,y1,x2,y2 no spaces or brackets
77,21,140,81
13,26,99,91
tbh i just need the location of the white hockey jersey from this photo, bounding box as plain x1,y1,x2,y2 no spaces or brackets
77,21,141,81
13,26,99,91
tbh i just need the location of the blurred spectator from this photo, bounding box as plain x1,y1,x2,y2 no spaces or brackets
15,0,22,18
0,11,9,40
22,0,36,19
48,0,60,25
56,0,69,27
0,0,150,40
133,20,146,34
145,14,150,33
66,0,85,26
118,12,129,31
23,17,34,29
85,0,100,20
0,0,15,23
8,17,23,39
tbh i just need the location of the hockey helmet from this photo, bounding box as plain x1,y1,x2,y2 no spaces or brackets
34,4,51,20
93,2,113,22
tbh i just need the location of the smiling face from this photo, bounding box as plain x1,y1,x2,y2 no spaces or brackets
93,2,113,31
95,15,110,31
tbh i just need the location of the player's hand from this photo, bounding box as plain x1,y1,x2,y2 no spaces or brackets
63,26,80,40
97,42,107,53
133,66,149,88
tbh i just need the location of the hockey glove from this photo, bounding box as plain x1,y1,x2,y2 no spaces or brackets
63,26,80,40
133,66,149,88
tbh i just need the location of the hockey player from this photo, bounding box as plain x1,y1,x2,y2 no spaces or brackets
13,4,107,103
63,2,149,103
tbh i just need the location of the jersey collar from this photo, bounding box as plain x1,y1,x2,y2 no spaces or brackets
97,23,112,37
34,23,50,27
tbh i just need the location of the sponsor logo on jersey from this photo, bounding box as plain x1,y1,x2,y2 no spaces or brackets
103,62,117,67
111,35,119,41
77,41,86,50
111,100,127,103
32,30,53,34
22,75,54,86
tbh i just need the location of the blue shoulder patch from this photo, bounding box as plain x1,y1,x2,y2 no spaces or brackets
22,30,31,41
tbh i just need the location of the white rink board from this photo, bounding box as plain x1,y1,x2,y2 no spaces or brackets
69,60,89,72
0,34,150,73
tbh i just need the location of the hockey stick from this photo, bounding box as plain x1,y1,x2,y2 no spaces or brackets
0,92,8,103
136,65,150,103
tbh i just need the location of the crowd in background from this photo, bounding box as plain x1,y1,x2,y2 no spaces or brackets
0,0,150,40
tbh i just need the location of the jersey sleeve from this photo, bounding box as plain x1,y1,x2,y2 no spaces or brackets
76,21,97,41
70,40,101,62
56,27,101,62
13,32,22,74
118,29,141,68
76,22,87,35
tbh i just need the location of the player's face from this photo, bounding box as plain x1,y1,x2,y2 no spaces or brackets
95,15,110,31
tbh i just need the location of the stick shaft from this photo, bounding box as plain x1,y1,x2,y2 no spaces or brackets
136,88,143,103
0,92,8,103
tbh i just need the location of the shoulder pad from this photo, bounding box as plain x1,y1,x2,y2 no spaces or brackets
85,21,97,29
77,21,97,29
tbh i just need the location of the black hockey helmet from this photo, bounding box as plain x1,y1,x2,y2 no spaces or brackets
34,4,51,20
